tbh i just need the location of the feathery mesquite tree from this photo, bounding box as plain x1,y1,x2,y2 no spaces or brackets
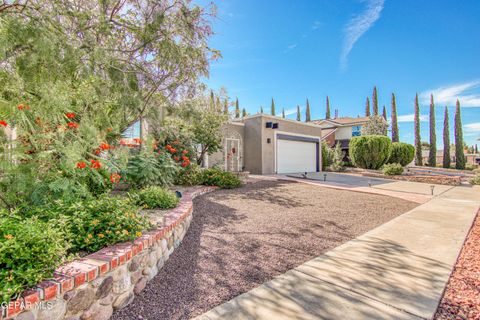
428,94,437,167
443,106,451,168
305,99,311,122
391,93,399,142
296,106,301,121
326,96,331,119
271,98,276,116
365,97,371,117
414,94,422,165
372,86,379,115
455,99,466,169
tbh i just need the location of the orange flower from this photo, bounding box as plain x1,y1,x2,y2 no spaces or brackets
94,149,101,155
173,156,180,162
67,122,79,129
65,112,76,119
90,159,101,169
106,127,113,132
182,156,189,161
182,150,188,155
76,161,87,169
133,138,142,144
181,161,189,168
0,120,7,127
99,143,110,151
110,173,121,184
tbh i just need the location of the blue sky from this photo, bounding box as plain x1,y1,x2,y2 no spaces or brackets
203,0,480,148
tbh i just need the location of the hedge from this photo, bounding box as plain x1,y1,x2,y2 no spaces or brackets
388,142,415,166
349,135,392,169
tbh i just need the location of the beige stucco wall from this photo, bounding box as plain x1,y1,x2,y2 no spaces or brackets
244,115,323,174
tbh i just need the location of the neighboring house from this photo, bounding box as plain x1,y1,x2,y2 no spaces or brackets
421,150,480,167
206,114,323,174
312,116,370,151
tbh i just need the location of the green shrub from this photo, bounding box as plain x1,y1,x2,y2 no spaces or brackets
330,143,345,172
0,216,68,303
174,164,203,186
388,142,415,166
321,142,333,170
382,163,404,175
126,149,178,188
349,135,393,170
470,174,480,185
129,186,179,209
201,168,242,189
18,196,151,253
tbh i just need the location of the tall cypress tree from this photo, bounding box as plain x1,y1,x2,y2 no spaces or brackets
414,94,422,165
428,94,437,167
365,97,371,117
382,105,387,120
326,96,331,119
271,98,276,116
296,105,301,121
372,86,379,115
455,99,466,169
305,99,311,122
475,144,478,154
242,108,247,118
443,106,451,168
282,108,285,118
260,106,263,113
235,97,240,118
391,93,399,142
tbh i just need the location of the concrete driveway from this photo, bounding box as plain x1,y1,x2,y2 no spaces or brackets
286,172,454,196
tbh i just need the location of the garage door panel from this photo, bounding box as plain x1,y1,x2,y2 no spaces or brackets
277,139,317,173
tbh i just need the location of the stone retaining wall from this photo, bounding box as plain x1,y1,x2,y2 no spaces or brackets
2,186,216,320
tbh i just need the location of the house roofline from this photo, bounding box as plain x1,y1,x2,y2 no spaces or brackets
235,113,324,129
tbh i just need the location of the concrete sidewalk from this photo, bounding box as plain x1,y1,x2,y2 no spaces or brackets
195,185,480,320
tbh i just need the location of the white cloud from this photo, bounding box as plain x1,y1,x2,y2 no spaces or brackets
464,122,480,132
340,0,384,71
283,107,301,116
284,43,298,53
312,21,322,30
397,114,428,122
420,80,480,107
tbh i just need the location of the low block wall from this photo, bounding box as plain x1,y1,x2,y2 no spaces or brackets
361,172,462,186
2,186,216,320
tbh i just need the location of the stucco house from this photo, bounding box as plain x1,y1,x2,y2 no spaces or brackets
312,116,370,151
205,114,323,174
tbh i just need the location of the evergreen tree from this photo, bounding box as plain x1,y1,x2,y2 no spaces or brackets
296,105,301,121
209,89,215,107
443,106,451,168
455,99,466,169
282,108,285,118
382,105,387,120
475,144,478,154
372,86,379,115
391,93,399,142
242,108,247,118
260,106,263,113
326,96,331,119
305,99,311,122
215,96,221,110
365,97,371,117
235,97,240,118
414,94,422,165
271,98,276,116
428,94,437,167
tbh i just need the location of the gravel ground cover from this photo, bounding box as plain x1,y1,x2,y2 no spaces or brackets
112,178,418,320
435,211,480,320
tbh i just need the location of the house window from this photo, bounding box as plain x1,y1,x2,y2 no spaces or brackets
352,125,362,137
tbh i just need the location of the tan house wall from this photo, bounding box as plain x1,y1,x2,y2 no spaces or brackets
334,126,353,140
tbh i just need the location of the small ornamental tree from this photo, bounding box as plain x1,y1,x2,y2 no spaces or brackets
305,99,311,122
388,142,415,166
360,115,388,136
349,135,392,170
414,94,422,165
454,99,466,169
428,94,437,167
326,96,331,119
391,93,399,142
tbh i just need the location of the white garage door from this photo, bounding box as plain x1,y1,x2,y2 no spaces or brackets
277,139,317,173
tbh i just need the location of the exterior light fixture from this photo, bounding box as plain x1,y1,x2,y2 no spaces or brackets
323,173,327,181
430,185,435,195
175,191,183,198
368,179,372,187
